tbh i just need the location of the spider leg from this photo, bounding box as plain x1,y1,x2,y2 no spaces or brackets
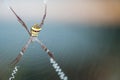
39,3,47,27
9,6,31,36
35,38,68,80
35,38,55,59
11,37,32,66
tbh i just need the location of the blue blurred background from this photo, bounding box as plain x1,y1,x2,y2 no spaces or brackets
0,21,120,80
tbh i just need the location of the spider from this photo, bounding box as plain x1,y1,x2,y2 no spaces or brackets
9,3,54,66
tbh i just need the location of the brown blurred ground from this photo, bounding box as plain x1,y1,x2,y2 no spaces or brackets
1,1,120,24
77,1,120,24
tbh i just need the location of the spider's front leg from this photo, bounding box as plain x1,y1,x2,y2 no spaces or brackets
9,7,31,36
11,37,32,66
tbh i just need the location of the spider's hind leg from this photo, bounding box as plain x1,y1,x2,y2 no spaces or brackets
35,38,55,59
10,37,32,66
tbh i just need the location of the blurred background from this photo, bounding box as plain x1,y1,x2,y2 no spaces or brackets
0,0,120,80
